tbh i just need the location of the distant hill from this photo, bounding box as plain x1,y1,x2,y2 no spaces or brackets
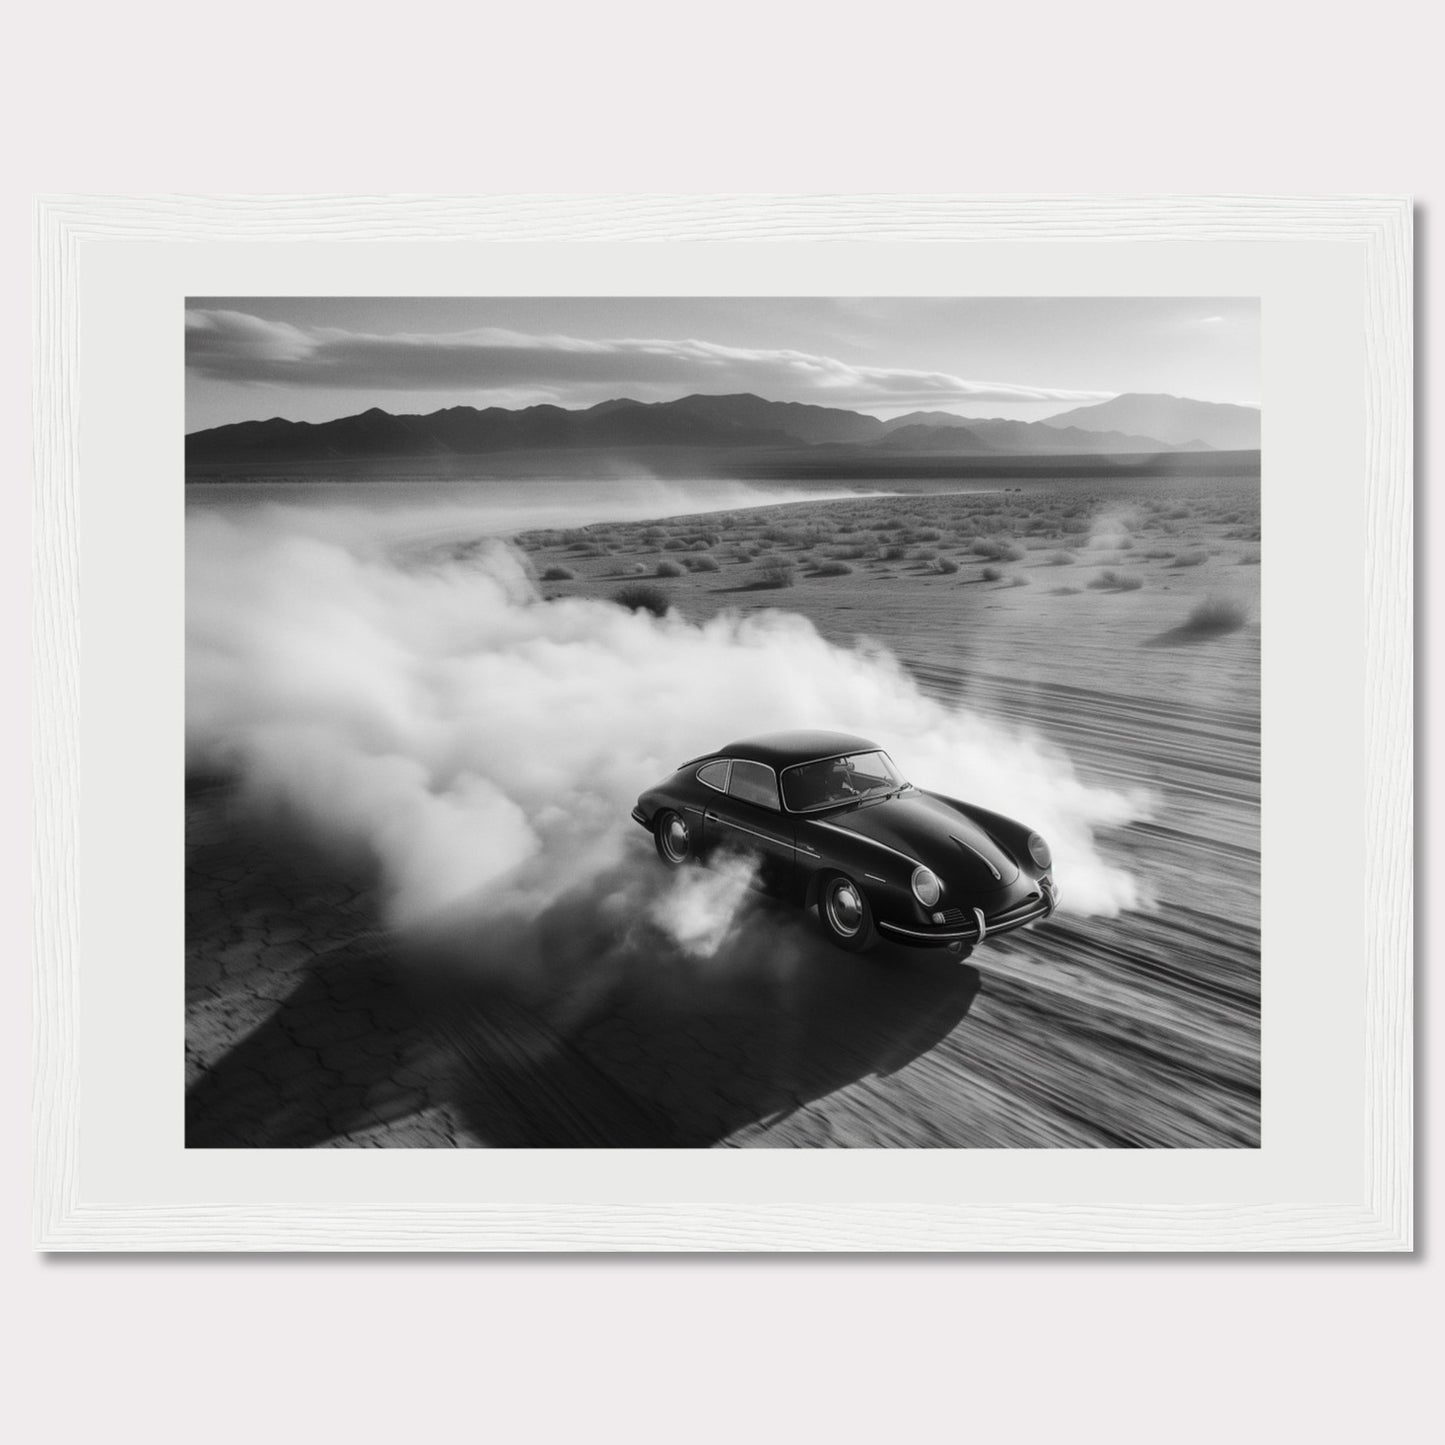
185,392,891,462
649,393,885,445
876,423,993,452
186,389,1258,466
1042,393,1259,451
879,410,983,432
879,418,1202,455
185,395,804,462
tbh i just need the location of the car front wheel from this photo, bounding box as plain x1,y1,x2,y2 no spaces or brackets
653,809,693,867
818,872,877,952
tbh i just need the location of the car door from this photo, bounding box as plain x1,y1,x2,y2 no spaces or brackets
700,758,795,895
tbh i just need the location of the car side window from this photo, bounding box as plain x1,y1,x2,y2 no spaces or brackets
696,759,730,792
728,759,779,811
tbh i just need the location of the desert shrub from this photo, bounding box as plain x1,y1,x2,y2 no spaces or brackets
830,545,867,560
1179,596,1249,636
540,564,576,581
913,547,938,562
974,538,1026,562
981,565,1004,582
932,557,960,575
1143,547,1176,560
685,554,720,572
1047,550,1076,566
904,527,942,543
1009,574,1030,587
813,560,854,577
662,537,688,551
753,559,796,589
612,584,670,617
655,559,685,578
837,521,858,533
1172,549,1208,568
1238,553,1261,566
1088,570,1144,591
880,543,908,561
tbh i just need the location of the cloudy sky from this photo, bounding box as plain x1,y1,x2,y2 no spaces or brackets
185,297,1260,432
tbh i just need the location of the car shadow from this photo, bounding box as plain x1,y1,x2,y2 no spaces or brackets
186,875,983,1149
403,879,984,1148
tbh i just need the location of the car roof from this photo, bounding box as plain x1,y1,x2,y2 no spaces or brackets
717,730,882,768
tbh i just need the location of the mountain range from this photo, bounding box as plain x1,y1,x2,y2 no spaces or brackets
185,391,1260,464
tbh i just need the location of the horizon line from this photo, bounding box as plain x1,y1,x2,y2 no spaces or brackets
185,388,1262,437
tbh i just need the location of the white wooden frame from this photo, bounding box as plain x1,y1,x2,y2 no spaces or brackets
32,195,1412,1250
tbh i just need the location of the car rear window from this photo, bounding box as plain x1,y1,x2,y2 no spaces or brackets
728,760,779,811
696,759,730,792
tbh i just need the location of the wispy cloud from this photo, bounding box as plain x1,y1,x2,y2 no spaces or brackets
185,308,1114,410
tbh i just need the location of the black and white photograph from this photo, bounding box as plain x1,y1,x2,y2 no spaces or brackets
183,296,1263,1149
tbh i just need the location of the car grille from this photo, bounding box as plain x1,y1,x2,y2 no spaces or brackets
879,887,1053,945
935,891,1047,935
986,891,1044,929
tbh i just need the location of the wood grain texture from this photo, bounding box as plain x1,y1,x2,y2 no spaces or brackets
31,194,1413,1251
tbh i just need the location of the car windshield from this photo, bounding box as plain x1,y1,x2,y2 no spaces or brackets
781,751,908,813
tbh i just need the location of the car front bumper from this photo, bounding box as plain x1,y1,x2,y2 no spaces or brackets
877,876,1058,946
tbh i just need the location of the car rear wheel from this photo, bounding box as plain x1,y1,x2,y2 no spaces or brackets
818,872,877,952
653,809,693,867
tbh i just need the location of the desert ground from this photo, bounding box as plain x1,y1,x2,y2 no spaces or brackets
186,473,1260,1147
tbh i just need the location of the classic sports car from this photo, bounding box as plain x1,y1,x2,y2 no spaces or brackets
631,730,1058,955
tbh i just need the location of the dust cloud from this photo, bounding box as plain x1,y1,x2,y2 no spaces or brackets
187,501,1152,944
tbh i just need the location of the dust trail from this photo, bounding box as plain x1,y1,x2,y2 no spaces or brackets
188,478,896,550
187,504,1152,937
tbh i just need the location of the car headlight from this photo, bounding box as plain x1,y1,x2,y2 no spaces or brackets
911,865,942,907
1027,832,1052,869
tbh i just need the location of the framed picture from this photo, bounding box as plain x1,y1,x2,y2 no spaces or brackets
32,194,1412,1250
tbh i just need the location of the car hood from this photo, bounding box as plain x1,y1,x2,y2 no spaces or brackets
816,791,1021,891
